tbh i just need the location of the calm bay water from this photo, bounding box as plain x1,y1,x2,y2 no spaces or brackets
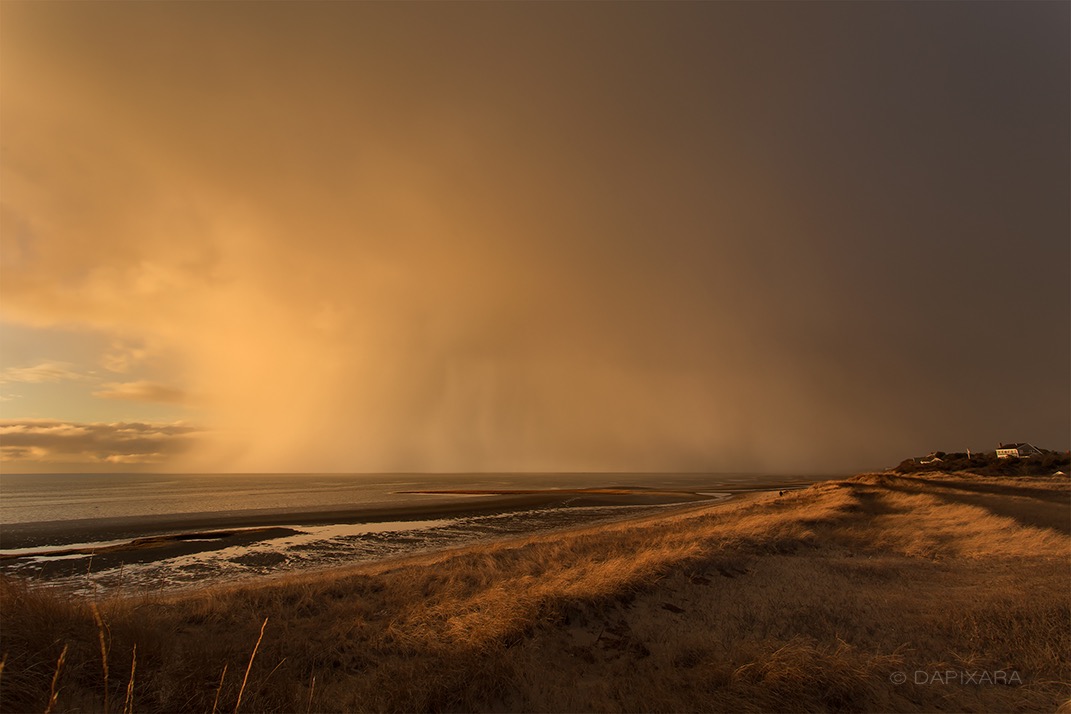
0,471,814,525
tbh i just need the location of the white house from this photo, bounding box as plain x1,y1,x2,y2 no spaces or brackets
996,443,1044,459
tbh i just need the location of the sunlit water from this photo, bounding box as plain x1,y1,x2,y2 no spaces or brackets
0,472,824,594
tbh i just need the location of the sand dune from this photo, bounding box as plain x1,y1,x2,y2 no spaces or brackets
1,472,1068,712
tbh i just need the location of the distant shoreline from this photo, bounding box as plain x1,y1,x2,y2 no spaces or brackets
0,478,824,592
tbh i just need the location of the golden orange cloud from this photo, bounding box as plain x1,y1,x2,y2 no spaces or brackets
92,381,187,405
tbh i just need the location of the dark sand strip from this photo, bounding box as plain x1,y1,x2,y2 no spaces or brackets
400,488,714,499
0,527,301,560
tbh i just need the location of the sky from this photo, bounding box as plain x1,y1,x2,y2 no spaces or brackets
1,2,1068,475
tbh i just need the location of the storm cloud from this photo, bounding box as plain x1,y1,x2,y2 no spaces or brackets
1,3,1067,473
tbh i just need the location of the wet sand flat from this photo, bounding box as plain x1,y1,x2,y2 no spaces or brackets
0,527,303,577
0,488,728,582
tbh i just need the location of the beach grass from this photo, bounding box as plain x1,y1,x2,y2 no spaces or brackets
1,473,1068,712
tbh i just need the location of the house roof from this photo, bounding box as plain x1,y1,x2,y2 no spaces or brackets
998,442,1042,452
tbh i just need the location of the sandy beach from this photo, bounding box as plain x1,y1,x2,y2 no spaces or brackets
0,487,729,584
1,472,1068,713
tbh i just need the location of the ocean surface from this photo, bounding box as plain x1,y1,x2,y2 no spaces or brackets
0,472,826,595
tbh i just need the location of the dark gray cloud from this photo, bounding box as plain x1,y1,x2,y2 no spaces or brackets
0,420,200,466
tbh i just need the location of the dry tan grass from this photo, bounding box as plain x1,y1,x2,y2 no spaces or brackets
1,472,1068,712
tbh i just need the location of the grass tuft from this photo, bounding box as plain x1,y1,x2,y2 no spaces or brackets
234,617,268,714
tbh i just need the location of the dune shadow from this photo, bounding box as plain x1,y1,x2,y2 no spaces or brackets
900,476,1070,503
879,480,1070,535
840,483,908,516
